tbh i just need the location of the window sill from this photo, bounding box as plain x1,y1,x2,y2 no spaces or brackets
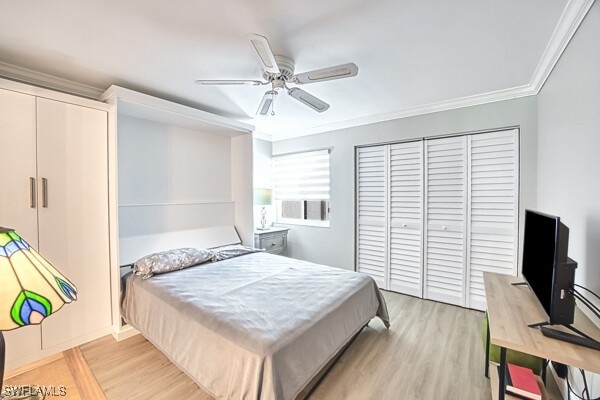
274,219,330,228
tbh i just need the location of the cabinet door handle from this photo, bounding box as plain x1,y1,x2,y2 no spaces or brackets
42,178,48,208
29,177,36,208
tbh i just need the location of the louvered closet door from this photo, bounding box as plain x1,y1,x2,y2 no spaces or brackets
356,146,388,289
424,136,467,306
467,129,519,310
389,141,423,297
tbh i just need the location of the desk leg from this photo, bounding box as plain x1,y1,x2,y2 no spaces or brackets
485,319,490,378
541,360,547,384
498,347,507,400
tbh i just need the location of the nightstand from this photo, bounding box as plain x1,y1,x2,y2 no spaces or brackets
254,227,290,256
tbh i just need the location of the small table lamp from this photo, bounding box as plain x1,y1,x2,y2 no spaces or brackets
253,188,272,230
0,226,77,397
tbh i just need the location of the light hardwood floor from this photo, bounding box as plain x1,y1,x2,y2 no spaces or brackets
78,291,495,400
3,348,106,400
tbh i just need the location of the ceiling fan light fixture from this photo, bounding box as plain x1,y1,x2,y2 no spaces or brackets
196,34,357,115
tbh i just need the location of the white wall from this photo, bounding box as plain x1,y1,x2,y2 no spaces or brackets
253,137,275,229
118,115,232,205
273,96,538,270
117,116,252,243
537,3,600,396
231,134,254,245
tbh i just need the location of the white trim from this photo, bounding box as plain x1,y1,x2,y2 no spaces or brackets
119,201,234,207
272,85,535,141
0,61,104,99
101,85,254,134
529,0,596,93
270,0,593,141
0,0,590,141
275,219,330,228
0,77,110,112
112,325,140,342
253,131,273,142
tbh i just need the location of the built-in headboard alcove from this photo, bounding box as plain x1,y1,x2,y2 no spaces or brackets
101,86,254,339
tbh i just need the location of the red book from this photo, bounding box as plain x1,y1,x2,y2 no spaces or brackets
502,363,542,400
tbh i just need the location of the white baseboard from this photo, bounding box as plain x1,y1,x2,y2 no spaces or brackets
112,325,139,341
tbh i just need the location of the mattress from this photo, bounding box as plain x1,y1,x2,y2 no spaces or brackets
122,252,389,400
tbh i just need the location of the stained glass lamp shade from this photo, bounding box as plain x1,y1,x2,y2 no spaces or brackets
0,226,77,391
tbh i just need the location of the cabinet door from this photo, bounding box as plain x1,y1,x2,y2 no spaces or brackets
356,146,388,289
36,98,111,351
466,129,519,310
0,88,43,369
389,141,423,297
424,136,467,306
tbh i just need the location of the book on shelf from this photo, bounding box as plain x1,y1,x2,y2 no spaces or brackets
497,363,542,400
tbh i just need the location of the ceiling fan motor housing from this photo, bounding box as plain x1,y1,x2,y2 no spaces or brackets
263,55,295,81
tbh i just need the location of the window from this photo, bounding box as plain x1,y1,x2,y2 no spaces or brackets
273,149,331,227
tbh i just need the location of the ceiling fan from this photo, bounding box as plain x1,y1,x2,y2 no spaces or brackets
195,34,359,116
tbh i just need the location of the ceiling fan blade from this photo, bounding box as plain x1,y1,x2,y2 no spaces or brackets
195,79,264,86
288,88,330,113
292,63,358,84
247,33,280,75
257,90,278,116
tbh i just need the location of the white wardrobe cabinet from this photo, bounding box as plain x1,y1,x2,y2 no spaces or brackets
0,81,111,370
356,129,519,310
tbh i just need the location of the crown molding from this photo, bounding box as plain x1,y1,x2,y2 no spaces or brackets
272,0,594,142
0,61,104,99
0,0,591,141
272,84,535,141
252,131,273,142
529,0,596,93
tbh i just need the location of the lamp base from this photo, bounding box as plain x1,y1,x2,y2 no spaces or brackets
257,206,269,231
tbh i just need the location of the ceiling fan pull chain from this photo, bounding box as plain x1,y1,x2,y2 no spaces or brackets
271,91,276,116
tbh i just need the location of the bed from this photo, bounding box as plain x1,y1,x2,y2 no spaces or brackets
120,228,389,400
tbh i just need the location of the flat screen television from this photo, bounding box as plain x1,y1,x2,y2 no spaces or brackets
521,209,576,325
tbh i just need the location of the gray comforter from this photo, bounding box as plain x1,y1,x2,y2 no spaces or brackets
122,252,389,400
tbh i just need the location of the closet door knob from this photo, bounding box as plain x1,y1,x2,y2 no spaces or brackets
442,226,447,230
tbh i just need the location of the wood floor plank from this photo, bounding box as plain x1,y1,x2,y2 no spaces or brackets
63,347,107,400
80,291,494,400
3,356,82,399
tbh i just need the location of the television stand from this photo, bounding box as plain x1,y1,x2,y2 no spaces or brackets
527,321,550,329
540,326,600,351
484,272,600,400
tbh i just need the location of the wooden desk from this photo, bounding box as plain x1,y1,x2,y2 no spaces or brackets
484,272,600,400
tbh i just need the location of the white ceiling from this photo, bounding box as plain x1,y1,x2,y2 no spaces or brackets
0,0,573,139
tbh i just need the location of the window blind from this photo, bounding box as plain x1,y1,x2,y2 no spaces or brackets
273,149,330,201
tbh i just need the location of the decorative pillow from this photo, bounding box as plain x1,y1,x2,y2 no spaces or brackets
211,245,263,261
133,248,215,279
